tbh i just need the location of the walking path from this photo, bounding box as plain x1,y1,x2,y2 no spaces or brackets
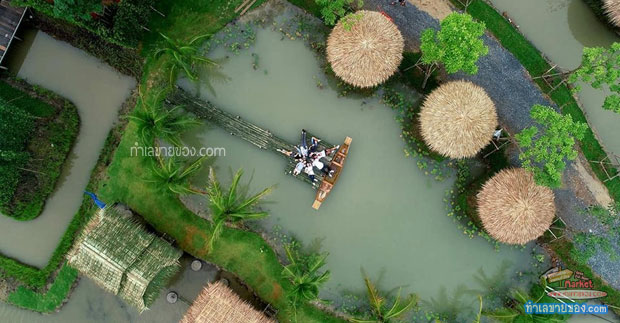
366,0,620,289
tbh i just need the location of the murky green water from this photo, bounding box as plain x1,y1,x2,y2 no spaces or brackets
0,31,135,267
488,0,620,157
181,25,533,309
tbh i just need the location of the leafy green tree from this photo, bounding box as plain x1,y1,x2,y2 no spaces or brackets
53,0,102,22
569,42,620,114
155,33,219,86
205,168,272,252
352,273,418,323
515,104,587,188
128,90,200,147
147,155,208,195
281,242,331,308
315,0,363,26
419,13,488,88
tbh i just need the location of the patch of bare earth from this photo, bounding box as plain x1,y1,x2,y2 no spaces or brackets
567,153,613,207
406,0,453,20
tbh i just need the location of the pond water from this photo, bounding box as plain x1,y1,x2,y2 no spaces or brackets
180,24,534,312
0,257,216,323
0,31,136,267
488,0,620,158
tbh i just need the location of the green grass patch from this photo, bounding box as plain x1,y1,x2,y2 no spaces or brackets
0,80,79,221
7,264,78,313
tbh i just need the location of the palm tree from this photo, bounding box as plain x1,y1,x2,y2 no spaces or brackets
281,243,331,306
128,90,200,147
352,273,418,323
147,155,208,195
483,281,570,323
205,167,272,252
155,33,220,86
422,285,470,322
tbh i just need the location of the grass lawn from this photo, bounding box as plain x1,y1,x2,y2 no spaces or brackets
7,264,78,313
0,80,79,221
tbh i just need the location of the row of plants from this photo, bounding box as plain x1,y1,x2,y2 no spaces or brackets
0,80,79,220
13,0,157,48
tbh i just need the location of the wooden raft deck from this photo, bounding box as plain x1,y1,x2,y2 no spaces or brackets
168,89,335,188
0,1,26,66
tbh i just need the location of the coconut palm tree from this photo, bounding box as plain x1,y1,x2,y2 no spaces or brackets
147,155,208,195
422,285,470,322
352,273,418,323
205,167,272,252
155,33,220,86
128,89,200,147
282,243,331,306
483,281,569,323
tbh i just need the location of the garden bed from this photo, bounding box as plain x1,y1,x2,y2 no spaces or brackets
0,79,79,221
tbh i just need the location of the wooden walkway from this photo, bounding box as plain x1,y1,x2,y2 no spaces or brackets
0,1,26,66
168,88,335,188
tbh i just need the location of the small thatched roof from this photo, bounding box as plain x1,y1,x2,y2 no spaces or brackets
326,10,404,88
180,281,275,323
67,206,182,312
477,168,556,245
419,81,498,159
603,0,620,28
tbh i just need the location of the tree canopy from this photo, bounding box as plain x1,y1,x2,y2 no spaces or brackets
315,0,363,26
52,0,102,22
569,42,620,114
515,104,587,188
420,13,488,75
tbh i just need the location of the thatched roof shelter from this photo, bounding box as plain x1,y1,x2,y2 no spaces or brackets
67,206,182,312
477,168,556,245
419,81,498,159
603,0,620,28
326,10,404,88
180,281,275,323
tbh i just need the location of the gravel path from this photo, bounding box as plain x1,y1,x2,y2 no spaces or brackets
365,0,620,289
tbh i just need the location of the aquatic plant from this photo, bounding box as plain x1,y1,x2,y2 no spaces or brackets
422,285,471,322
351,272,418,323
419,13,488,88
205,168,272,252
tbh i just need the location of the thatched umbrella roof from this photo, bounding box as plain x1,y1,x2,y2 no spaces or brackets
326,10,404,88
180,281,275,323
477,168,556,245
603,0,620,27
419,81,498,159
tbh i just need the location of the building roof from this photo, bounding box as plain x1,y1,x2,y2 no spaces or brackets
180,281,275,323
67,206,182,312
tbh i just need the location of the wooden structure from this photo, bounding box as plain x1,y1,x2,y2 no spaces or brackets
180,281,275,323
0,1,26,69
168,88,351,208
591,154,620,182
67,205,182,312
312,136,352,210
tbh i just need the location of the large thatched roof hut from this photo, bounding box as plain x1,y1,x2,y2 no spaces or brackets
603,0,620,28
477,168,556,245
419,80,498,159
67,206,182,312
326,10,404,88
180,281,275,323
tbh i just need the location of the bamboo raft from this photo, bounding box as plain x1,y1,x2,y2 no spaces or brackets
168,89,342,189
